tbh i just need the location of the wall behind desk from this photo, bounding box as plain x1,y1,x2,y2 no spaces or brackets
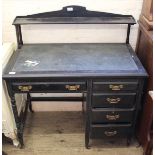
2,0,143,111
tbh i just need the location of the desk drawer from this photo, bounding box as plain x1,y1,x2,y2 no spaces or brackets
93,81,138,91
91,124,131,138
92,109,134,123
92,93,136,108
12,82,86,92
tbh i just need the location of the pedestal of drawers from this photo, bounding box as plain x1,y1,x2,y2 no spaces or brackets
90,78,143,144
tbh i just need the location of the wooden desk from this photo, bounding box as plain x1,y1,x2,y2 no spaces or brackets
2,6,147,149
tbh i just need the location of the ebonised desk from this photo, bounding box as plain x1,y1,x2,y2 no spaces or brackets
2,6,147,149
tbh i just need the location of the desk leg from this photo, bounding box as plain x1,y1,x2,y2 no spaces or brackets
85,81,91,149
85,118,90,149
27,93,34,113
82,93,84,114
10,95,24,148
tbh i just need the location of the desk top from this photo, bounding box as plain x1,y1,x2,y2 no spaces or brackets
3,43,147,79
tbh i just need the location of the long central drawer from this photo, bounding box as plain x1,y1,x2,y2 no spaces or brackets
12,82,86,92
92,108,134,123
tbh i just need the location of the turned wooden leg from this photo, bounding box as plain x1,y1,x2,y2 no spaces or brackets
10,95,24,148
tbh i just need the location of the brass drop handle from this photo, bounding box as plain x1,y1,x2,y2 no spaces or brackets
109,84,123,90
106,114,120,120
104,131,117,136
18,85,32,92
65,85,80,91
107,98,121,104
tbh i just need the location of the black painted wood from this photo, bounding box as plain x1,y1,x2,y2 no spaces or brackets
91,124,132,139
92,93,136,108
91,108,134,123
31,96,83,102
11,5,136,48
2,6,148,149
2,44,147,79
13,5,136,25
93,81,138,92
12,81,86,93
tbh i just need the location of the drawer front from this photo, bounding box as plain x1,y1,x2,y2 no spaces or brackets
93,81,138,91
12,82,86,92
92,109,134,123
91,124,132,138
92,93,136,108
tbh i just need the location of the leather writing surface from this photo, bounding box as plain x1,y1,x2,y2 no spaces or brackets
11,43,138,72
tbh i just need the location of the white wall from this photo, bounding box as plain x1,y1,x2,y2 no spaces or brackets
2,0,143,49
2,0,143,111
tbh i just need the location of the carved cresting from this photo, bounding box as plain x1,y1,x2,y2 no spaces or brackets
23,5,132,18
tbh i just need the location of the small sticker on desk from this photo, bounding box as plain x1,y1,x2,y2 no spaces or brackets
67,7,73,11
9,72,16,74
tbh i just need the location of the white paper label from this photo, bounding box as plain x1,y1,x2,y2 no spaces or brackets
67,7,73,11
9,72,16,74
